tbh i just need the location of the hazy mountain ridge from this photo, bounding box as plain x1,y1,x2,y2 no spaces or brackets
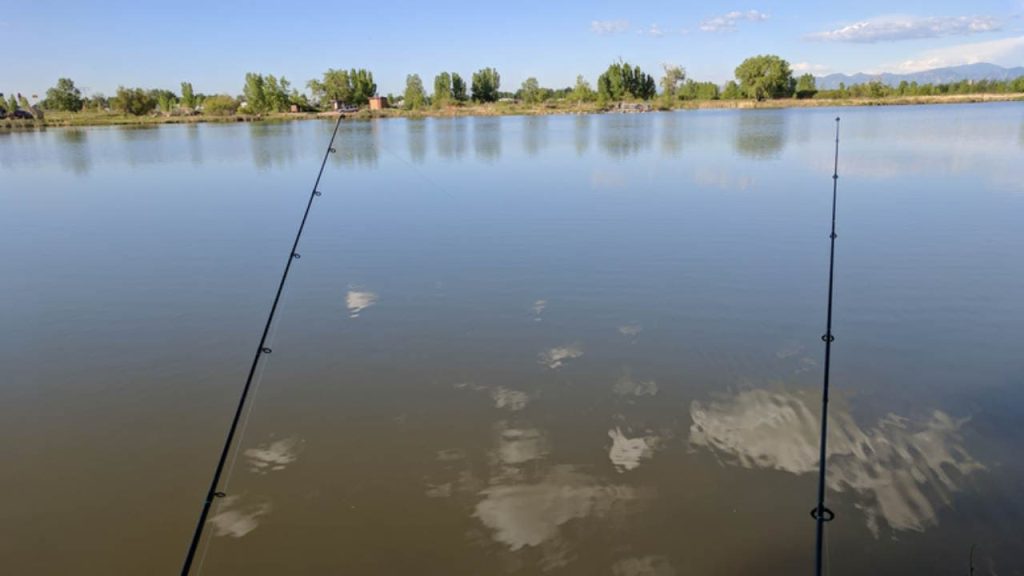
816,63,1024,90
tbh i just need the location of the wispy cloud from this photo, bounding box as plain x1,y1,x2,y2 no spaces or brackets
878,34,1024,72
792,62,830,75
699,10,769,33
591,20,630,36
638,24,665,38
809,15,1001,43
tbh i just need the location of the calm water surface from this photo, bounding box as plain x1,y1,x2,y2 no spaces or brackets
2,104,1024,575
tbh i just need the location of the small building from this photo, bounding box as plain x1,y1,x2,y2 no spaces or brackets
290,104,299,113
368,96,388,110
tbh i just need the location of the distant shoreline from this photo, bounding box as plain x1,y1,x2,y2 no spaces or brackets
3,93,1021,130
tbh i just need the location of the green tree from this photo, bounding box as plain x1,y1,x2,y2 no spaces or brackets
264,75,291,112
451,73,467,101
349,69,376,105
403,74,427,110
519,77,543,104
243,72,269,113
865,80,888,98
309,70,342,106
569,75,595,103
307,68,375,107
44,78,84,111
794,73,817,99
202,94,238,116
721,80,742,100
111,87,157,116
660,65,685,103
597,61,656,102
471,67,501,102
433,72,452,107
288,89,312,111
80,93,107,111
734,55,795,101
679,80,720,100
7,94,19,112
151,89,178,114
180,82,196,110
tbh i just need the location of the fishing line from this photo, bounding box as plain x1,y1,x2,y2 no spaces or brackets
193,315,280,576
812,117,841,576
180,113,345,576
377,127,457,198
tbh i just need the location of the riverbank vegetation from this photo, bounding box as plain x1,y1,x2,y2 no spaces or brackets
4,55,1023,129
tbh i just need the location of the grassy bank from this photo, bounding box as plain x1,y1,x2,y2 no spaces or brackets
1,109,322,129
676,92,1024,110
3,92,1021,130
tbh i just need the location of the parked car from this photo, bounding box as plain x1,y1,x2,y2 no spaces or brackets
12,109,33,119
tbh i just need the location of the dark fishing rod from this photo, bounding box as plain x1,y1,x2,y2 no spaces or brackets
180,113,344,576
812,116,841,576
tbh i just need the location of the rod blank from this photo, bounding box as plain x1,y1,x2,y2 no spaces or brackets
180,114,345,575
813,116,841,576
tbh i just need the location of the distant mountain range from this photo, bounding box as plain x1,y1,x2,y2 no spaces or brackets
816,63,1024,90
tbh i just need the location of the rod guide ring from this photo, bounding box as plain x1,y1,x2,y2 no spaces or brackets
810,506,835,522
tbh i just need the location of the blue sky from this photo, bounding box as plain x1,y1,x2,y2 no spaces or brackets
2,0,1023,99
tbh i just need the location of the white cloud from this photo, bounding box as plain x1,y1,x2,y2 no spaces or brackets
792,62,830,74
700,10,769,33
638,24,665,37
880,34,1024,72
809,15,1001,43
591,20,630,35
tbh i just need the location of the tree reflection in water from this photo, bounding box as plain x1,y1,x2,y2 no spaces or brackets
733,112,788,159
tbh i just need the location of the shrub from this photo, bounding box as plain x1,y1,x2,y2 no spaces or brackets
202,95,239,116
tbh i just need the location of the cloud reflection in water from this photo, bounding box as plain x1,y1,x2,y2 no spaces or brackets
613,373,658,397
618,323,643,339
689,388,982,535
437,385,649,558
491,387,530,411
608,428,658,473
494,425,548,468
346,289,377,318
474,465,639,550
539,344,584,369
612,555,676,576
209,496,272,538
532,299,547,321
244,436,303,475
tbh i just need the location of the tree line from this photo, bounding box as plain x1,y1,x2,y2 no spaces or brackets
6,55,1024,118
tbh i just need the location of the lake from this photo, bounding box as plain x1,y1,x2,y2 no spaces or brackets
2,104,1023,575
